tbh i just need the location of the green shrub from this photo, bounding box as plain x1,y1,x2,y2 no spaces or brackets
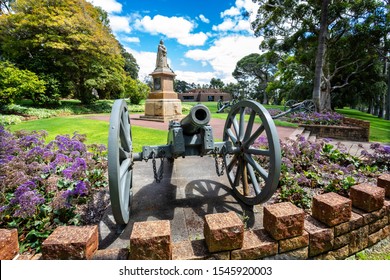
122,78,150,105
0,61,46,105
0,115,23,126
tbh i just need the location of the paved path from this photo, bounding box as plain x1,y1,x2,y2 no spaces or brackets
94,113,378,250
96,114,296,249
89,113,297,141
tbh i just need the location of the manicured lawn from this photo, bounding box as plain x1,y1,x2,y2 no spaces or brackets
184,101,297,128
8,115,167,152
336,108,390,144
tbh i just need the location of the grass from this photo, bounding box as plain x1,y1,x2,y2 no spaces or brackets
184,101,297,128
336,108,390,143
6,101,389,152
8,115,167,152
354,238,390,260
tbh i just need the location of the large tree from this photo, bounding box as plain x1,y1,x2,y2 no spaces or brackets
209,78,225,89
232,52,278,103
252,0,389,112
0,0,127,104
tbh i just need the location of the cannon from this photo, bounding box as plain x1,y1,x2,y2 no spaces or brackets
216,97,238,113
108,99,281,225
282,99,317,114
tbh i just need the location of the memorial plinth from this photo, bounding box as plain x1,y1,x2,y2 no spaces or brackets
141,40,182,122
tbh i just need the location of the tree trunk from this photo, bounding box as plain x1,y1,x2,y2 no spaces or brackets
320,80,332,111
312,0,330,112
386,59,390,120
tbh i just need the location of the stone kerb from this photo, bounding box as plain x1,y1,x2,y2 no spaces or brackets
377,174,390,198
204,211,244,253
263,202,305,240
2,174,390,260
312,192,352,227
41,225,98,260
350,183,385,212
130,220,172,260
0,229,19,260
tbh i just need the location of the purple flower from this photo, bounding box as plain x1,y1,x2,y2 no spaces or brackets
13,190,45,218
62,180,88,199
61,157,87,179
10,182,44,218
0,205,8,213
62,168,74,180
73,181,88,196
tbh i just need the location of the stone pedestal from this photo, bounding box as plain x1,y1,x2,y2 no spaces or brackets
142,98,182,122
142,40,182,122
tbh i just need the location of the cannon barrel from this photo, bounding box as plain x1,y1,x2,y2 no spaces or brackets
180,104,211,135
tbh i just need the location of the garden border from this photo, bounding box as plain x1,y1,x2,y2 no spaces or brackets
1,174,389,260
300,117,370,142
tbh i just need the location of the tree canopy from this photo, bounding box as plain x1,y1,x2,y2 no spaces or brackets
0,0,141,105
250,0,389,114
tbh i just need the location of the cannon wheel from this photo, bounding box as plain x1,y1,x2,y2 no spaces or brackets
303,99,316,113
108,99,133,225
284,99,297,111
223,100,281,205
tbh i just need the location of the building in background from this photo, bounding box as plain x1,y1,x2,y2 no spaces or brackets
178,88,232,102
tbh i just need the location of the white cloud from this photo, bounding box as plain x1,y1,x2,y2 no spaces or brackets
134,15,208,46
212,19,236,32
122,37,140,43
175,70,215,85
109,15,131,33
213,0,259,34
221,7,240,17
86,0,122,14
199,14,210,24
185,35,263,83
125,48,155,81
234,19,251,32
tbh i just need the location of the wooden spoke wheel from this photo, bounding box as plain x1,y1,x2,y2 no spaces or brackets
108,99,133,225
223,100,281,205
217,99,223,111
284,99,297,111
303,99,316,113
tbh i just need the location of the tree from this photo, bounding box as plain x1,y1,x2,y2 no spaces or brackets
0,0,13,14
122,77,149,105
174,79,193,93
209,78,225,89
252,0,389,111
232,52,278,103
0,61,46,105
120,44,139,80
0,0,127,104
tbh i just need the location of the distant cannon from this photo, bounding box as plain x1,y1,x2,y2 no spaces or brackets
108,99,281,225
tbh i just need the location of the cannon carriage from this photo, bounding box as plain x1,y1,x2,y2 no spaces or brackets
108,99,281,225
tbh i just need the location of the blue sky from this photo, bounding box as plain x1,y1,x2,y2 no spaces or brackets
87,0,263,85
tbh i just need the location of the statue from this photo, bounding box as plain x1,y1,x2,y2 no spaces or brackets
156,39,169,69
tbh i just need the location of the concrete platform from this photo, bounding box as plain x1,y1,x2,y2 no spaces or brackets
98,156,264,250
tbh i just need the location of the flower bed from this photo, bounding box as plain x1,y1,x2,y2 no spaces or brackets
0,127,109,254
286,112,370,142
255,136,389,209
